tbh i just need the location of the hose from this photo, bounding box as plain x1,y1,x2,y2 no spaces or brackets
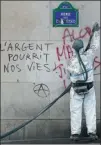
0,83,72,140
76,52,88,83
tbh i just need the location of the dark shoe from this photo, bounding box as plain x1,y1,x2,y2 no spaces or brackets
88,133,98,141
70,134,80,141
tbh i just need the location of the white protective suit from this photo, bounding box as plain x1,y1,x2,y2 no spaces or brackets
67,30,100,135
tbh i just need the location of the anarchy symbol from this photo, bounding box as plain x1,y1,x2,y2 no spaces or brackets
33,83,50,98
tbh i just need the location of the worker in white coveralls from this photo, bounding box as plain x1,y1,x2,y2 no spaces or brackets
67,22,100,141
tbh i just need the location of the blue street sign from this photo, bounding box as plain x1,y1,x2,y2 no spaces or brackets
55,11,77,25
53,2,79,27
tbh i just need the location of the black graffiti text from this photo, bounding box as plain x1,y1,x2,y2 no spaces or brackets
8,53,50,63
1,42,53,52
27,62,50,72
4,63,21,73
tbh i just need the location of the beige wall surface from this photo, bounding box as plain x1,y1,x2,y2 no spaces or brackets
1,1,100,140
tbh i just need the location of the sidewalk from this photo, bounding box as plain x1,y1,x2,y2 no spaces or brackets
1,137,100,144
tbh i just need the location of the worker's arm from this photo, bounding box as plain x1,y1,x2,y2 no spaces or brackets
89,30,100,51
84,22,100,53
86,31,100,59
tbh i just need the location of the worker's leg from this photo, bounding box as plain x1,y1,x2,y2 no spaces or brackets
70,87,84,135
84,87,96,134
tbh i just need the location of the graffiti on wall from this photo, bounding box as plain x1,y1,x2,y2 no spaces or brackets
53,27,101,88
1,27,101,89
1,42,53,73
33,83,50,98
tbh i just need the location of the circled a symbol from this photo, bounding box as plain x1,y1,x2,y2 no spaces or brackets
33,83,50,98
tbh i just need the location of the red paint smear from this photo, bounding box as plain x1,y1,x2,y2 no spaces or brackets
93,56,101,70
63,80,66,89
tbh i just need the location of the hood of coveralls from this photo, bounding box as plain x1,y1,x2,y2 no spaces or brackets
72,39,84,56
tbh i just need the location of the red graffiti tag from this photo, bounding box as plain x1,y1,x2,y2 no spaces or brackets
56,44,73,61
53,26,100,88
66,45,74,59
53,63,67,88
53,63,63,79
56,45,67,61
62,27,91,43
56,27,91,62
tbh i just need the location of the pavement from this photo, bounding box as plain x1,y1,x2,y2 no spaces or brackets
1,137,100,144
